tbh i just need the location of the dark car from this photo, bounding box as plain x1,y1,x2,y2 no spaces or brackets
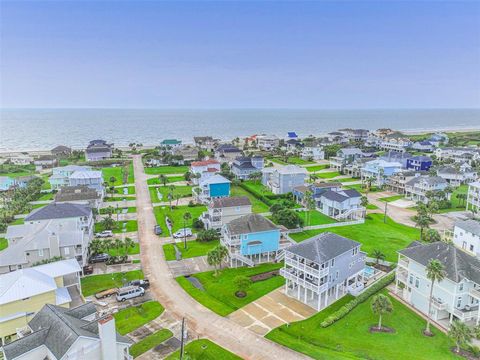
128,279,150,289
82,265,94,275
154,225,162,235
89,253,110,263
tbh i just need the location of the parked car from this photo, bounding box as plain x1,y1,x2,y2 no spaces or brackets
95,288,118,299
128,279,150,289
116,286,145,302
95,230,113,238
173,228,192,239
154,225,162,235
82,265,94,275
89,253,110,263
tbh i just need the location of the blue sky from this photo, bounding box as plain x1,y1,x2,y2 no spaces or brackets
1,1,479,109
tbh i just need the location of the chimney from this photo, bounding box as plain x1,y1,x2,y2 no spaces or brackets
98,316,118,360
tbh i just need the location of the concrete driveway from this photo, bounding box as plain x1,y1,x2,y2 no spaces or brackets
167,256,215,277
229,288,316,336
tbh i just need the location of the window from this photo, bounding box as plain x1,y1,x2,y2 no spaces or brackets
459,283,464,291
462,241,467,250
64,247,70,255
409,275,413,285
336,271,339,279
331,258,335,267
470,244,475,252
38,249,44,257
415,278,419,288
457,298,462,308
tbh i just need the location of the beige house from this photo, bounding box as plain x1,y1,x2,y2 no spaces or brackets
201,196,252,230
0,259,82,345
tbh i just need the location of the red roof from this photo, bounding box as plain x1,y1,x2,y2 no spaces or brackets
191,159,220,167
207,167,218,172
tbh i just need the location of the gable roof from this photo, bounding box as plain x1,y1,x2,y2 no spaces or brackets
455,220,480,237
286,232,360,263
55,186,101,202
191,159,220,167
25,203,91,221
226,214,278,235
405,175,447,187
399,242,480,284
211,196,251,208
201,174,231,185
321,189,361,202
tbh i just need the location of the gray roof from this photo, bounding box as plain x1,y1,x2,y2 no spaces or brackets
212,196,251,208
405,175,447,187
399,242,480,284
25,203,92,221
226,214,278,235
286,232,360,264
3,303,130,359
455,220,480,237
437,166,459,175
321,189,361,202
55,186,100,202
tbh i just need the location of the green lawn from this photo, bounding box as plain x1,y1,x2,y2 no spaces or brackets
153,205,207,236
163,240,220,261
99,207,136,214
147,176,185,185
268,157,288,165
297,210,337,226
81,270,144,297
337,177,359,183
230,185,270,213
438,184,468,213
150,185,192,203
165,339,242,360
114,301,165,335
306,164,330,172
130,329,173,358
366,204,379,210
104,196,136,202
0,238,8,251
114,186,136,195
289,214,420,262
128,162,135,183
242,180,276,196
31,203,47,209
10,218,24,225
176,263,284,316
37,192,54,201
286,156,315,165
102,167,124,186
106,242,140,257
379,195,405,203
95,220,138,233
144,165,189,175
266,290,457,360
315,171,341,179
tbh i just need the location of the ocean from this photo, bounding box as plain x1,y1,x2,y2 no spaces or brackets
0,108,479,152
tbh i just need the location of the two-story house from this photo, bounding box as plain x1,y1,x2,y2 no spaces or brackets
467,182,480,213
395,241,480,327
33,155,58,170
300,145,324,161
317,188,364,221
0,259,82,345
435,147,480,165
0,203,94,273
256,135,280,151
329,148,364,172
194,174,231,204
404,175,448,204
69,170,104,196
437,164,477,186
385,170,428,194
194,136,218,151
160,139,182,149
379,151,412,169
380,135,412,153
2,305,132,360
85,140,113,162
214,144,242,163
411,141,434,152
361,159,403,186
281,233,366,311
406,155,433,172
54,185,102,210
453,220,480,258
221,214,283,267
262,165,307,195
49,165,92,190
189,159,221,185
293,182,342,205
201,196,252,230
231,156,264,180
50,145,72,158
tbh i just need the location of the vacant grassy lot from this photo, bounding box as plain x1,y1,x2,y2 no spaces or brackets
242,180,276,196
153,205,206,236
285,156,315,165
0,238,8,251
114,301,165,335
106,242,140,257
144,165,188,175
150,185,193,203
379,195,405,203
102,166,127,186
104,196,136,202
176,263,284,316
37,192,54,201
438,184,468,213
306,164,330,172
165,339,242,360
163,240,220,261
289,214,419,262
147,175,185,185
99,206,136,214
230,185,270,213
95,220,138,233
297,210,337,226
81,270,144,297
130,329,173,358
266,290,456,360
114,186,136,195
315,171,341,179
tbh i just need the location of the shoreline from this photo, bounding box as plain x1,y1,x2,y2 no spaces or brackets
0,125,479,155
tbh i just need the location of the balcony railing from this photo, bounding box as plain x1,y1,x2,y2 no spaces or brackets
285,258,329,278
280,268,328,293
470,288,480,299
431,298,447,310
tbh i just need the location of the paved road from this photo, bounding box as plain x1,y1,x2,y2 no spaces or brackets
133,155,309,360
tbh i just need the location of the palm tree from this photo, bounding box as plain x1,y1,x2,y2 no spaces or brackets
414,213,430,241
182,212,192,249
123,237,135,257
216,245,228,269
114,238,123,257
89,239,103,256
448,320,472,353
304,190,315,227
101,216,116,231
372,249,385,265
174,193,182,206
425,259,446,335
371,294,393,330
158,174,167,187
109,176,117,189
167,192,173,210
207,248,221,276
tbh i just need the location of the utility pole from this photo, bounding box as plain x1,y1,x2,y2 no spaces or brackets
180,318,186,360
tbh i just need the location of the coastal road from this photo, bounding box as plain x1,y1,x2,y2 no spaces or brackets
133,155,309,360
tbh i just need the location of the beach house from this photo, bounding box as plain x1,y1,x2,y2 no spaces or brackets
467,182,480,213
453,220,480,258
435,147,480,165
50,145,72,158
262,165,307,194
49,165,92,190
33,155,58,170
195,174,231,203
361,159,402,186
329,148,364,172
411,141,434,152
54,185,102,210
437,164,477,186
68,170,104,196
406,155,433,172
85,140,113,162
160,139,182,148
214,144,242,163
317,188,364,221
256,134,280,151
281,233,366,311
201,196,252,230
385,170,428,194
194,136,218,151
404,175,449,204
231,156,264,180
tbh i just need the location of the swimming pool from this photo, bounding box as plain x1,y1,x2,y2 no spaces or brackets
363,265,376,278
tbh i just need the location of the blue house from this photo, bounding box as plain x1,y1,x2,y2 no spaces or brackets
195,174,231,203
406,155,433,172
287,132,298,140
0,176,15,191
361,159,403,186
221,214,281,267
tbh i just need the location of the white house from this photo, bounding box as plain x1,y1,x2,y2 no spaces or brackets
467,182,480,213
437,164,477,186
201,196,252,230
435,147,480,165
300,146,324,161
317,188,364,221
256,135,280,151
453,220,480,258
189,159,221,184
404,175,449,204
262,165,307,195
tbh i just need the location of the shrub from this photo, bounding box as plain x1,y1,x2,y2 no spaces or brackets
320,271,395,327
196,229,219,242
192,218,204,230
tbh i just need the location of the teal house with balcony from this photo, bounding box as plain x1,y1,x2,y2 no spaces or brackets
196,174,231,203
221,214,283,267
